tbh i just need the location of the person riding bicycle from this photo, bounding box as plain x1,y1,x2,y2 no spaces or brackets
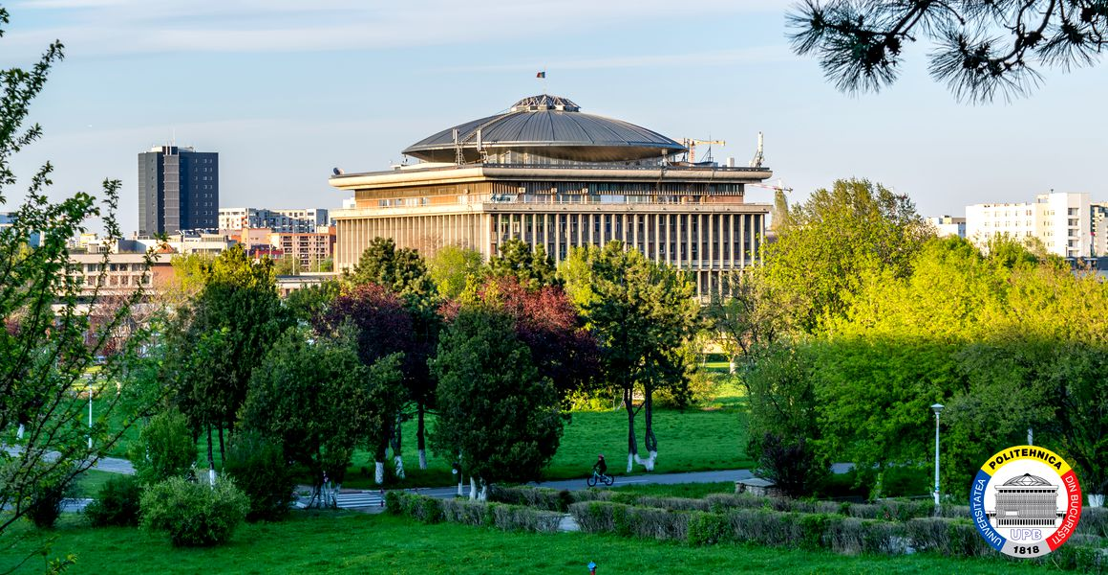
592,454,607,477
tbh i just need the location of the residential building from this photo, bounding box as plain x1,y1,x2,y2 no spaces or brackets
1,212,41,247
138,145,219,235
1092,202,1108,257
218,207,330,234
926,215,966,238
966,192,1091,258
68,252,175,298
269,227,336,271
330,94,772,298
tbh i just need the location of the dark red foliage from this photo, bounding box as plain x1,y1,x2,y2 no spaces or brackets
317,283,414,366
459,276,599,402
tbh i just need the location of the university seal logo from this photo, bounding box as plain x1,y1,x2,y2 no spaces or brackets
970,445,1082,558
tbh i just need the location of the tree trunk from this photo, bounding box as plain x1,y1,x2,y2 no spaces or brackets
206,423,216,486
217,426,225,470
391,416,405,479
469,477,478,500
417,405,427,470
634,389,657,472
625,386,638,473
374,441,387,485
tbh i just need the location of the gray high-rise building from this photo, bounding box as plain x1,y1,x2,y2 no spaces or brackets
138,145,219,236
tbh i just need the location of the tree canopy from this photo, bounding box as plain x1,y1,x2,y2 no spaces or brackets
788,0,1108,102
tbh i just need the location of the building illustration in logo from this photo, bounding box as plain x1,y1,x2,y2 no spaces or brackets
986,473,1065,528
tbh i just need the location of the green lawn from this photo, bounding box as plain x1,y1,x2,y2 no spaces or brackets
0,513,1063,575
338,406,754,489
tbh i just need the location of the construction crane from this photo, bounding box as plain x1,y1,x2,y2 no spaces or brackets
749,132,765,168
680,138,725,163
746,179,793,232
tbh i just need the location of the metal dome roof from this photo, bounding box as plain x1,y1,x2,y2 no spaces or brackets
402,95,686,163
1002,474,1053,487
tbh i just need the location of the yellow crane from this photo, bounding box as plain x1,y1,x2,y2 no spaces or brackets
680,138,726,163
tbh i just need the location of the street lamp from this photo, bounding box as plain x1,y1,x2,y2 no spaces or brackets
931,403,944,510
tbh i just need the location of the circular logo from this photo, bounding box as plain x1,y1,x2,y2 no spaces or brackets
970,445,1082,558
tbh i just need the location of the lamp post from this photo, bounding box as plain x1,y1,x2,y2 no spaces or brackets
931,403,944,510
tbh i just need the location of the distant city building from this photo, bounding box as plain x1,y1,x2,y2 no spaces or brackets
67,252,174,298
269,227,336,271
926,215,966,238
330,94,772,298
1,212,41,247
139,145,219,236
1092,202,1108,257
275,272,339,297
966,192,1091,258
218,207,330,234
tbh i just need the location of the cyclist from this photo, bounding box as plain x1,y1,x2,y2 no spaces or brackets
592,454,607,478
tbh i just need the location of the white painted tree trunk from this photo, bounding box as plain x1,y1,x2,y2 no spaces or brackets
17,424,24,439
418,449,427,470
457,477,464,497
208,467,217,489
478,482,487,501
626,453,634,474
1089,494,1105,508
634,451,658,472
394,455,406,479
375,461,385,484
469,477,478,500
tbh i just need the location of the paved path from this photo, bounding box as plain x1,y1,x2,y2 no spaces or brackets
3,445,134,475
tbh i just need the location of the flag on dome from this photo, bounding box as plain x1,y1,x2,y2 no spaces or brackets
536,71,546,78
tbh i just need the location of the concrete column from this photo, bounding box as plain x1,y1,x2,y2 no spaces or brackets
554,213,562,264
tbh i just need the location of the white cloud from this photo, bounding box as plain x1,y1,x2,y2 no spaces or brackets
3,0,783,56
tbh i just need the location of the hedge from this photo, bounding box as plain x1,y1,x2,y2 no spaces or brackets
388,492,561,534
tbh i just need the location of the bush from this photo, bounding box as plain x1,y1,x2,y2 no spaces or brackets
385,492,444,523
487,485,570,512
128,409,197,485
140,477,249,547
441,498,491,527
491,504,563,533
223,431,296,522
728,509,803,546
753,432,826,498
687,511,732,546
1078,506,1108,538
568,501,688,541
84,475,142,527
26,471,78,529
1049,544,1107,573
904,517,991,557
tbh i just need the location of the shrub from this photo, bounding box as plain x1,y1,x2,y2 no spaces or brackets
128,409,197,485
904,517,991,557
140,477,249,547
385,492,445,523
570,501,624,534
753,432,826,498
491,504,563,533
824,517,902,554
687,511,732,546
26,471,78,529
487,485,570,512
727,509,802,546
223,431,296,522
1078,507,1108,538
1049,544,1107,573
84,475,142,527
568,501,688,541
441,498,491,527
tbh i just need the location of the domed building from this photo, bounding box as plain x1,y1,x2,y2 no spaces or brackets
330,95,773,297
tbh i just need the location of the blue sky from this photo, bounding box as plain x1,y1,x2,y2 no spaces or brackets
2,0,1105,235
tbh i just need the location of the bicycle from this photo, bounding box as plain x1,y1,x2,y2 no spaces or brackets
587,470,614,487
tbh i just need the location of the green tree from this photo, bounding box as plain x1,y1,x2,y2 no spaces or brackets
706,270,795,369
0,11,160,553
489,238,558,288
348,237,439,471
283,280,341,325
763,178,933,333
429,307,563,498
787,0,1108,103
242,328,402,506
427,245,484,299
560,242,700,473
127,408,198,485
168,244,290,478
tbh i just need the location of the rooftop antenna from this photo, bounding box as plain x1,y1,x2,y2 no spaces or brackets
453,128,464,165
749,132,765,168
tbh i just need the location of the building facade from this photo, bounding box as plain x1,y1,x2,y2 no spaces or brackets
926,215,966,238
268,228,336,271
330,95,772,297
139,146,219,236
1092,202,1108,257
218,207,330,234
966,192,1091,258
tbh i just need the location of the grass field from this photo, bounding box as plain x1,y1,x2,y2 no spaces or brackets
339,406,754,489
0,512,1063,575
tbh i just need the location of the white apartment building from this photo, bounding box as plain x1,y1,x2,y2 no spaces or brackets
966,192,1091,258
218,207,330,234
926,215,966,238
1092,202,1108,257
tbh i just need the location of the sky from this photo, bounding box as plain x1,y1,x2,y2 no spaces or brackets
1,0,1106,235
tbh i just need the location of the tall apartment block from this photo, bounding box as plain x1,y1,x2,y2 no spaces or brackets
138,145,219,236
218,207,330,233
